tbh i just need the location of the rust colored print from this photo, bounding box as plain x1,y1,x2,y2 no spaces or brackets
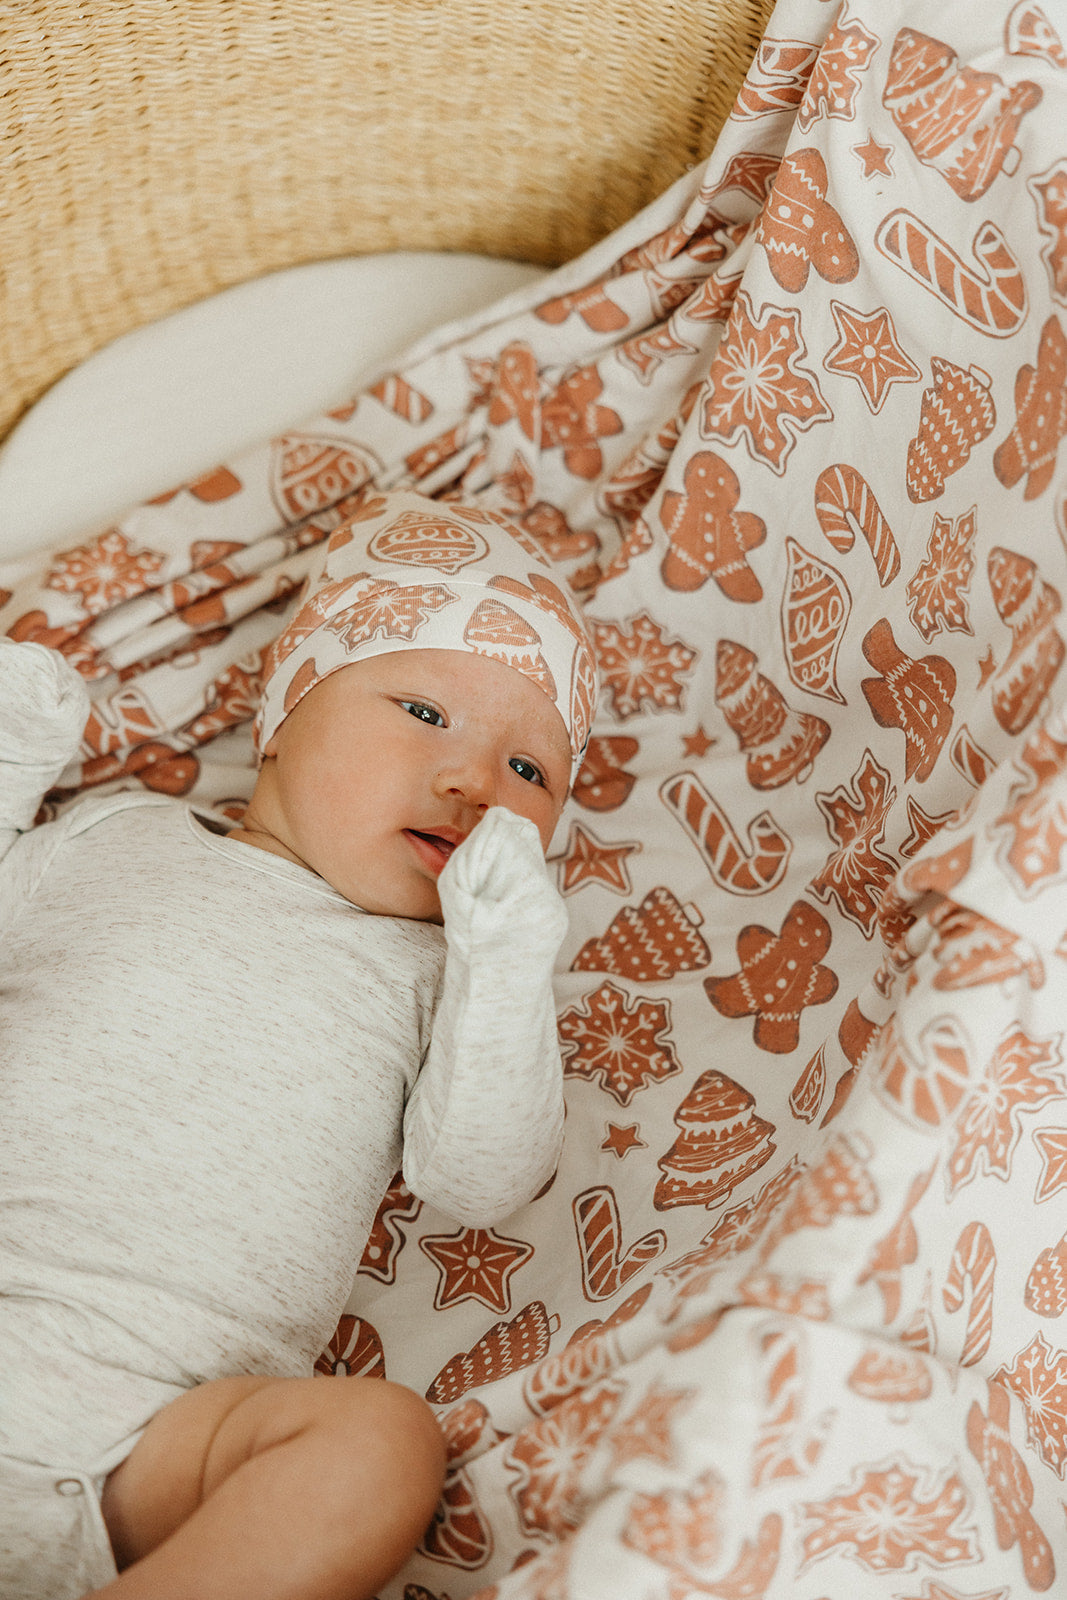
907,359,996,503
325,576,458,648
847,1345,933,1404
591,613,698,720
418,1469,493,1570
659,770,793,895
148,466,242,506
716,639,829,788
948,1025,1066,1198
752,1325,833,1484
506,1379,626,1539
883,26,1043,202
557,822,639,896
46,529,166,618
812,748,898,937
814,464,899,585
906,508,977,642
1025,1231,1067,1318
368,372,434,424
824,300,922,415
366,508,489,571
1034,1128,1067,1202
358,1173,421,1284
967,1380,1057,1589
571,735,640,812
625,1473,783,1595
314,1314,385,1379
797,6,880,132
419,1226,535,1313
800,1457,979,1572
876,213,1028,337
426,1301,557,1404
780,537,850,704
268,433,378,520
861,618,956,781
992,718,1067,895
857,1166,935,1326
995,1333,1067,1479
701,291,832,473
756,147,859,293
734,37,820,121
571,886,711,981
704,900,838,1054
654,1069,777,1211
994,315,1067,501
1030,160,1067,305
1006,0,1067,65
658,450,766,598
987,545,1065,735
942,1220,996,1367
558,982,682,1105
541,366,624,480
573,1185,666,1299
928,901,1044,992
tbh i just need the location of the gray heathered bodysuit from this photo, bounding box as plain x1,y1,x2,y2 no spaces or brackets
0,786,566,1472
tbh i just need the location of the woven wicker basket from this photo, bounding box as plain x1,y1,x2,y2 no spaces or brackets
0,0,774,444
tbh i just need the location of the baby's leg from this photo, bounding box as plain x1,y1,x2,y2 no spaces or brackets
95,1373,445,1600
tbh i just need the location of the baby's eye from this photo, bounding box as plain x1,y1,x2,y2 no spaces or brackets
400,700,445,727
509,757,545,786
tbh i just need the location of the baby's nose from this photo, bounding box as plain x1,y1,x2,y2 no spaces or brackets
433,751,497,810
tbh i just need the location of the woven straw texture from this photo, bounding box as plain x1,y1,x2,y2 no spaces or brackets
0,0,773,444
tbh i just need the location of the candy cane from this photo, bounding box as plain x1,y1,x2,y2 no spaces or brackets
876,211,1027,337
660,772,792,895
942,1219,996,1366
573,1186,666,1302
814,463,900,585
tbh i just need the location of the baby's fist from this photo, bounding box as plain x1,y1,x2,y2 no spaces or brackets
0,637,90,763
439,806,567,955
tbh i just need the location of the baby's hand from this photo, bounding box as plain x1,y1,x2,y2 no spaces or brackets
0,637,90,764
438,806,567,956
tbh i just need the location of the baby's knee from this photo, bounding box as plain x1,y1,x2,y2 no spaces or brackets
340,1377,446,1498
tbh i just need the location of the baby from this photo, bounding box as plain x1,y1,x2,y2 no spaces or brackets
0,491,598,1600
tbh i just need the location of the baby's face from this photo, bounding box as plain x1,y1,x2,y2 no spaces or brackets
242,647,572,920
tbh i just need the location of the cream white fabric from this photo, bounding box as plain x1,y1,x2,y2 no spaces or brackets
0,1456,118,1600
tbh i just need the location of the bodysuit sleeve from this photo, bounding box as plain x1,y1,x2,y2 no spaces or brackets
401,806,569,1227
0,639,90,864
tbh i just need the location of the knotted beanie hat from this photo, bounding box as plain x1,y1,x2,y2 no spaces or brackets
255,490,599,786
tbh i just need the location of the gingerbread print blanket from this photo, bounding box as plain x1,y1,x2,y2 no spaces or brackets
4,0,1067,1592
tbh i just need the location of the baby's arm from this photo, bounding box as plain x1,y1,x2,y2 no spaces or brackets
0,637,89,861
402,806,569,1226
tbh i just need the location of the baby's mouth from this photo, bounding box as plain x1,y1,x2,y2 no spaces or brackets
405,829,459,873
